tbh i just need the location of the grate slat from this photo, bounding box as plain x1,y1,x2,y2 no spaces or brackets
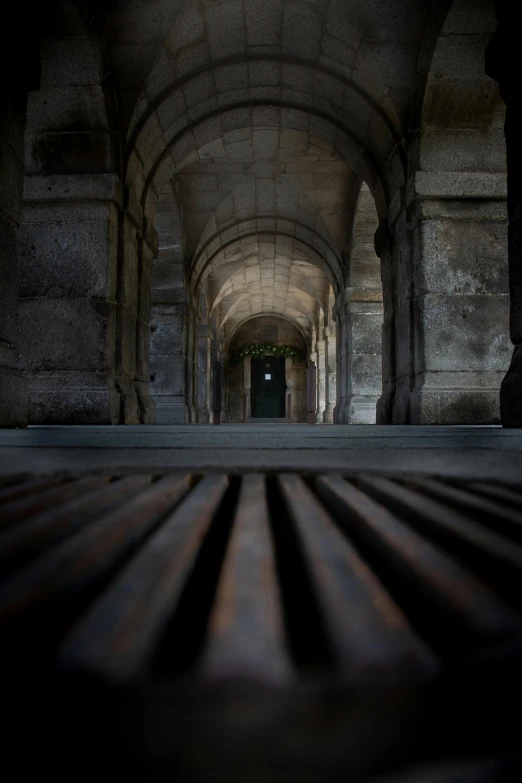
404,477,522,544
0,474,192,630
314,475,522,658
0,475,154,574
0,476,109,527
0,477,68,507
59,475,229,682
201,475,293,685
279,474,438,684
458,481,522,512
356,475,522,610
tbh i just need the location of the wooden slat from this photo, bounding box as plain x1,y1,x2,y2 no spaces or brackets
58,475,229,682
201,475,292,685
0,476,67,506
0,473,192,626
357,476,522,605
0,476,109,526
278,474,437,684
405,478,522,543
0,476,153,570
314,476,522,650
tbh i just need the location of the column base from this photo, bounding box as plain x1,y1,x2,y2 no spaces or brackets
376,387,394,424
345,395,379,424
154,398,190,424
410,388,501,425
28,389,121,424
197,406,211,423
0,368,28,427
135,382,156,424
501,345,522,427
115,376,140,424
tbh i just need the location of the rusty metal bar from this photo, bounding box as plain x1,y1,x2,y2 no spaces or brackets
0,473,192,626
404,477,522,544
314,476,522,648
201,475,293,685
356,475,522,604
0,477,67,507
58,475,229,682
0,476,110,528
0,475,153,570
213,361,223,425
306,361,316,425
278,474,437,684
461,481,522,511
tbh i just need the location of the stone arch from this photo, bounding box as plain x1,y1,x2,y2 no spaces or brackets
226,314,308,423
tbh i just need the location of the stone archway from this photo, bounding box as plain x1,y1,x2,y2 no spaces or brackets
226,316,307,423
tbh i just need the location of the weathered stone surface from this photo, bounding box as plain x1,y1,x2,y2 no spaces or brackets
18,298,116,373
0,92,28,427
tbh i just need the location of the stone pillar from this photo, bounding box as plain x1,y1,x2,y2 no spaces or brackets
0,85,29,426
323,327,337,423
19,175,126,424
197,325,212,423
185,305,198,423
115,187,144,424
335,288,383,424
487,7,522,426
315,339,326,423
285,356,293,422
135,220,157,424
407,173,509,424
150,254,190,424
244,355,252,422
333,308,349,423
346,297,383,424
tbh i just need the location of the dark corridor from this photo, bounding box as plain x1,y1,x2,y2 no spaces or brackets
251,357,286,418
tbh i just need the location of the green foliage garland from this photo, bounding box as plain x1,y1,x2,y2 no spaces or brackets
229,343,306,366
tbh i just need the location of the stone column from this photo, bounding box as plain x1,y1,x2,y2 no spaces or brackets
244,355,252,422
345,295,383,424
116,186,146,424
0,85,29,426
375,227,396,425
19,174,126,423
197,325,212,423
323,327,337,423
315,339,326,423
149,255,190,424
135,219,157,424
407,173,509,424
185,305,198,423
487,7,522,426
285,356,293,422
333,306,349,423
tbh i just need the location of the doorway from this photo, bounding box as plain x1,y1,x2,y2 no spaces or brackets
251,357,286,418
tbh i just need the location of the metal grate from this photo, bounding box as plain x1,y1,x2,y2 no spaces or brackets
1,471,522,780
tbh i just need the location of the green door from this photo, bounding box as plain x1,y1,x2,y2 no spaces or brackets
251,357,286,418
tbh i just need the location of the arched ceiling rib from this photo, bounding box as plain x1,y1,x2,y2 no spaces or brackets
134,0,449,349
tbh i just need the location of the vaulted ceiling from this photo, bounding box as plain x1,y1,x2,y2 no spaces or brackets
79,0,494,341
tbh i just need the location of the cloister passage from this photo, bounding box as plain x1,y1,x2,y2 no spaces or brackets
3,0,522,431
3,6,522,779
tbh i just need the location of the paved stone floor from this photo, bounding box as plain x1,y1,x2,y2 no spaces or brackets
1,424,522,481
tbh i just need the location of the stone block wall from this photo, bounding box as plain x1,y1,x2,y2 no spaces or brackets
0,92,29,426
18,175,123,423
